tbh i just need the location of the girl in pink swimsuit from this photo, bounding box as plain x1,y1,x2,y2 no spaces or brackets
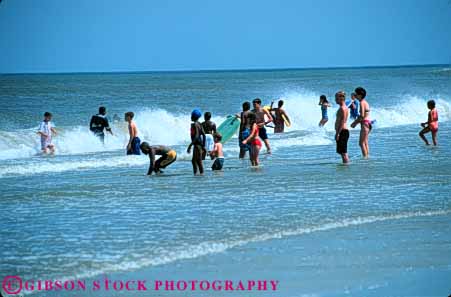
419,100,438,146
350,87,371,159
242,112,262,166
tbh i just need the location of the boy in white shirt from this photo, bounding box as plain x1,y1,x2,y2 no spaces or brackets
37,112,57,154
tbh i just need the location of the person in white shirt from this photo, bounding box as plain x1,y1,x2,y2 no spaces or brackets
37,112,57,154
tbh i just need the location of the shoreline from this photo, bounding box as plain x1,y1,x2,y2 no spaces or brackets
32,210,451,297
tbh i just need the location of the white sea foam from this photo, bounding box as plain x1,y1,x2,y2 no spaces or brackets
0,96,449,162
279,92,451,131
0,156,148,177
22,209,450,295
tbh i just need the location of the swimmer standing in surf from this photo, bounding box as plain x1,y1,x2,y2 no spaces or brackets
125,111,141,155
419,100,439,146
210,133,224,171
350,87,371,159
37,112,57,154
187,109,206,175
270,100,291,133
237,101,252,159
318,95,331,127
201,112,217,158
140,142,177,175
89,106,113,144
335,91,350,164
242,113,262,166
252,98,273,154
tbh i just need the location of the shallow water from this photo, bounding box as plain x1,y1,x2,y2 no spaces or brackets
0,66,450,294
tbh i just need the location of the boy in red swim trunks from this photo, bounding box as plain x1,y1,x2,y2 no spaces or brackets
419,100,438,146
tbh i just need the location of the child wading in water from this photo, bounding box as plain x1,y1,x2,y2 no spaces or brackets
201,112,217,158
318,95,331,127
419,100,439,146
38,112,57,154
210,133,224,171
242,113,262,166
187,109,206,175
125,111,141,155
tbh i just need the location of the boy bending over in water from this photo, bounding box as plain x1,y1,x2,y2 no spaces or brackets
38,112,57,154
419,100,438,146
210,133,224,171
187,109,206,175
140,142,177,175
125,111,141,155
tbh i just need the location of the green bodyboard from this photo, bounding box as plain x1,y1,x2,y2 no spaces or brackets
217,115,241,144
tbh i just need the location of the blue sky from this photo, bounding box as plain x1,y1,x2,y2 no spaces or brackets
0,0,450,73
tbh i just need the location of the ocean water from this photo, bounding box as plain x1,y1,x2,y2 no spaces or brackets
1,66,450,296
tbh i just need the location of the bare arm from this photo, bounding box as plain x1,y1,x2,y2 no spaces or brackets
282,109,291,124
105,118,113,135
351,103,364,127
243,125,258,144
147,149,155,175
264,109,273,124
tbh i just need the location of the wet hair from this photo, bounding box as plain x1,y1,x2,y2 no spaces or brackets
125,111,134,119
213,132,222,141
247,112,257,124
243,101,251,111
204,112,211,120
427,100,436,109
355,87,367,99
320,95,328,103
278,100,284,107
140,142,150,151
252,98,262,105
335,91,346,98
351,92,356,97
44,112,52,117
99,106,106,114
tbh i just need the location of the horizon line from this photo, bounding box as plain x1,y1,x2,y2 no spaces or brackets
1,63,450,76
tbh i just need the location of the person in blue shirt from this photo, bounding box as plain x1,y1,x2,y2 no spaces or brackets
347,92,360,120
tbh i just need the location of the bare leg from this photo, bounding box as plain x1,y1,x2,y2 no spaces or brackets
319,118,328,127
431,131,438,146
341,153,349,164
254,145,261,166
192,146,200,175
419,127,430,145
359,125,370,158
263,139,271,154
239,147,246,159
191,158,198,175
195,147,204,175
249,145,255,166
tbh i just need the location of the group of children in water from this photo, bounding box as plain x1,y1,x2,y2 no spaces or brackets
37,86,440,174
